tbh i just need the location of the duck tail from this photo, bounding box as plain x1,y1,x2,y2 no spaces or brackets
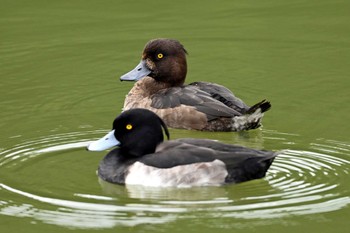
231,100,270,131
225,152,278,183
246,99,271,114
243,152,278,180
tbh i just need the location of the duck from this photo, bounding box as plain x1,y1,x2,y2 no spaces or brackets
120,38,271,132
87,108,278,187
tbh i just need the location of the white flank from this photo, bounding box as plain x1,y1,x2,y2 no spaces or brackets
232,109,263,131
125,160,228,187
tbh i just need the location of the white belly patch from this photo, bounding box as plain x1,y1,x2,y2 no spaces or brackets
232,109,263,131
125,160,228,187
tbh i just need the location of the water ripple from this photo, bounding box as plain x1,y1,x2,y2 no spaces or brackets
0,131,349,229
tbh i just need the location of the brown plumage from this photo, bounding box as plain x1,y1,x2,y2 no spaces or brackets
120,38,271,131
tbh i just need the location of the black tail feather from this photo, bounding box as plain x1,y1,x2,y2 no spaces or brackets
242,152,277,181
247,99,271,114
225,152,278,183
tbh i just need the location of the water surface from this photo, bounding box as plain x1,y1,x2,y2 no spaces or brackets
1,1,349,232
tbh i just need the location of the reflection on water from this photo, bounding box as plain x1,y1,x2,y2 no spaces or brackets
0,131,103,167
0,130,349,229
1,1,349,232
0,183,181,228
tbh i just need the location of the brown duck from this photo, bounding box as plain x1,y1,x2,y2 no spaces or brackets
120,38,271,131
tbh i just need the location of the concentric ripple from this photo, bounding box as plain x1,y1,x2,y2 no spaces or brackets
0,131,349,229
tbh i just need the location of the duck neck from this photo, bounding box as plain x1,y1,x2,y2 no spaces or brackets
135,77,175,96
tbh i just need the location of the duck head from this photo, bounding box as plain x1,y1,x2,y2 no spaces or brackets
120,38,188,87
87,109,170,157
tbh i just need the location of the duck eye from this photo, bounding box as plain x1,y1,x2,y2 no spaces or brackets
157,53,163,59
126,124,133,130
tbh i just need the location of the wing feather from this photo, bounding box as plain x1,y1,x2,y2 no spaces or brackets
150,85,241,120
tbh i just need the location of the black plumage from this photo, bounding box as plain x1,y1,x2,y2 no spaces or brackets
89,108,278,186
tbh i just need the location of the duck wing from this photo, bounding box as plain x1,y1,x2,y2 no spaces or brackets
189,81,249,113
139,140,217,168
175,138,278,182
139,139,277,183
151,85,242,120
190,82,272,114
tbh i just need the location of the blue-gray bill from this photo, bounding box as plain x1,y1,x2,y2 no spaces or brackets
120,60,151,81
87,130,120,151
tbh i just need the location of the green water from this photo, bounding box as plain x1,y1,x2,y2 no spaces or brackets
1,0,349,232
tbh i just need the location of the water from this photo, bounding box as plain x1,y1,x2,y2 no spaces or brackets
1,0,349,232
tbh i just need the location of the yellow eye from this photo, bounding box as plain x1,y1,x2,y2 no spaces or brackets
126,124,133,130
157,53,163,59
